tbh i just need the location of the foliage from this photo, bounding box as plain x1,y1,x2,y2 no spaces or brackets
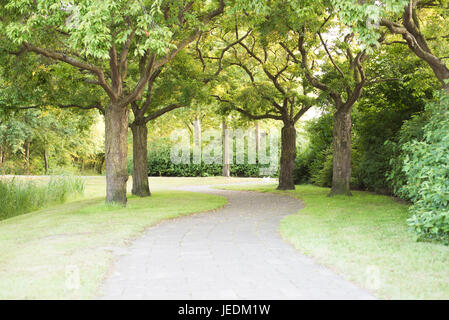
392,92,449,243
294,113,333,186
387,111,430,195
353,80,433,193
0,108,103,175
0,176,84,221
331,0,409,49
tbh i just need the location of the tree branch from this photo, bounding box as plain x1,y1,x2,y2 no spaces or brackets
19,103,105,114
144,103,184,122
318,31,345,79
23,42,117,100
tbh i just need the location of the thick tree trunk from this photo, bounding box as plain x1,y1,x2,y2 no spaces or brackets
43,149,48,174
277,124,296,190
422,58,449,92
105,104,129,205
222,119,230,177
0,146,3,164
131,121,151,197
330,110,352,196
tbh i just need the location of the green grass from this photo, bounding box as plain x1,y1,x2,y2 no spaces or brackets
220,184,449,300
0,176,85,221
0,177,228,299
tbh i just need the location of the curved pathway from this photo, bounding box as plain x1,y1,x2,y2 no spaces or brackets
100,185,374,299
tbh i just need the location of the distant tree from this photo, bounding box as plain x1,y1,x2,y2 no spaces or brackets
203,23,316,190
0,108,99,174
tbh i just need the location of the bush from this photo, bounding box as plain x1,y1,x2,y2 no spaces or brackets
294,113,333,185
393,92,449,243
0,176,85,221
352,81,428,193
386,110,429,196
128,137,272,178
309,147,333,187
0,160,28,175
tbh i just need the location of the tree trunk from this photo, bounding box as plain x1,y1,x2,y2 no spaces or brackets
193,116,201,164
222,119,230,177
329,109,352,196
131,121,151,197
255,121,260,163
277,124,296,190
0,146,3,164
105,104,129,205
422,57,449,92
43,149,49,174
25,141,30,174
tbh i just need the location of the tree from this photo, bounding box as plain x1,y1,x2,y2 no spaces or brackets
218,1,384,194
260,0,391,196
1,0,225,205
295,21,378,196
206,25,315,190
0,107,99,174
128,51,208,196
237,0,375,195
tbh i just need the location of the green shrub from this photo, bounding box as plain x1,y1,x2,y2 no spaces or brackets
0,176,85,221
394,92,449,243
0,160,28,175
294,113,333,185
128,137,272,178
352,80,428,193
309,147,333,187
386,111,429,196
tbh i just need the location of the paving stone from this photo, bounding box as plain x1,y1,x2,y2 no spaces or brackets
99,184,375,300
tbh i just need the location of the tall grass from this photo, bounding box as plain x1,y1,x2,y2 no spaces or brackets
0,176,85,221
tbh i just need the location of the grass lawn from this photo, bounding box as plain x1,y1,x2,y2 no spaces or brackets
220,184,449,300
0,177,232,299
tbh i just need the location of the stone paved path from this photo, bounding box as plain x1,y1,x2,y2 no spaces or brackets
99,185,374,300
